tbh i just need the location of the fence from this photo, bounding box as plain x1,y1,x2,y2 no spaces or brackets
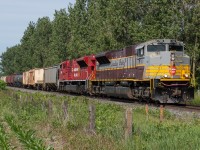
9,91,165,141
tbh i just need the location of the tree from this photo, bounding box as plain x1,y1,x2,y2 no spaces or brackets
32,17,52,68
50,9,70,62
20,22,36,71
67,0,90,58
183,1,200,86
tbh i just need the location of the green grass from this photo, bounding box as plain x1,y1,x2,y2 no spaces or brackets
0,123,13,150
5,115,53,150
187,91,200,106
0,80,6,90
0,90,200,149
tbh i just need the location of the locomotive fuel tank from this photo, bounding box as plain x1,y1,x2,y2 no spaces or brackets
104,86,133,99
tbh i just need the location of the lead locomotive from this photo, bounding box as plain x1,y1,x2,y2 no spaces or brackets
91,39,194,103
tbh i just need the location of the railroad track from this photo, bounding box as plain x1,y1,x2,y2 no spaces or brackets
6,86,200,114
162,103,200,114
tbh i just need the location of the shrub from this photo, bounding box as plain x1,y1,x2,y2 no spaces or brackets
0,80,6,90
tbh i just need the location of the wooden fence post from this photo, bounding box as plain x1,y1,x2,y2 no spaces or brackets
62,100,68,121
41,101,46,111
125,107,133,140
89,104,95,133
160,105,164,122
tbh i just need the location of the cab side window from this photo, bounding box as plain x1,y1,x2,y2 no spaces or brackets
137,47,144,57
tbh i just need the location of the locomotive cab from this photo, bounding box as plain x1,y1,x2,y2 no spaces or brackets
139,39,194,103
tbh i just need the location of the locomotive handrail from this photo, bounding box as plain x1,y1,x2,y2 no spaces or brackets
86,71,93,80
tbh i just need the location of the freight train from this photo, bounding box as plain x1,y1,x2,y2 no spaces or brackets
0,39,194,103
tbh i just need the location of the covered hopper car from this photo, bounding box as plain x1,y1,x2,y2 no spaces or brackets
44,66,58,91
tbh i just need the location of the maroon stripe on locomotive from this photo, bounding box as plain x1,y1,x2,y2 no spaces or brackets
95,45,144,80
96,67,144,80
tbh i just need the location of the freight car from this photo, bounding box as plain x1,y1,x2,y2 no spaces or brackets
22,68,44,89
0,76,6,83
6,75,14,86
3,39,194,104
2,74,23,87
44,66,58,91
13,74,23,87
23,71,29,88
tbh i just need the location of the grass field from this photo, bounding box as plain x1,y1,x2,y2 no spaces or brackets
0,89,200,150
187,91,200,106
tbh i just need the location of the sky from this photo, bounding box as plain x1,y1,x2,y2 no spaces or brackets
0,0,75,56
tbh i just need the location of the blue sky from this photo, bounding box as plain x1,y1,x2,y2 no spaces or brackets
0,0,75,55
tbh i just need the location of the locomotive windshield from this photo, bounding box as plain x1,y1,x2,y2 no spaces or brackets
147,45,165,52
169,45,183,51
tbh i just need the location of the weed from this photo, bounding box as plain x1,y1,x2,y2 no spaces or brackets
5,115,53,150
0,123,13,150
0,80,6,90
1,90,200,149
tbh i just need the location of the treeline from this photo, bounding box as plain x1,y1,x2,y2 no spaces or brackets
1,0,200,76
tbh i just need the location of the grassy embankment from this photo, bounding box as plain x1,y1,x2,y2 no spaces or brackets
0,89,200,150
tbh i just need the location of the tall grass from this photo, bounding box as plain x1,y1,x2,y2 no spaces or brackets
0,123,13,150
0,90,200,149
0,80,6,90
5,115,53,150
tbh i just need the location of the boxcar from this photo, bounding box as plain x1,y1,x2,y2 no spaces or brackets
23,71,29,88
35,68,44,89
44,66,58,91
28,69,35,87
27,68,44,89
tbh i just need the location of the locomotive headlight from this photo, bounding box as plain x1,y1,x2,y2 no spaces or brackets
164,74,168,78
171,53,175,61
184,74,189,78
